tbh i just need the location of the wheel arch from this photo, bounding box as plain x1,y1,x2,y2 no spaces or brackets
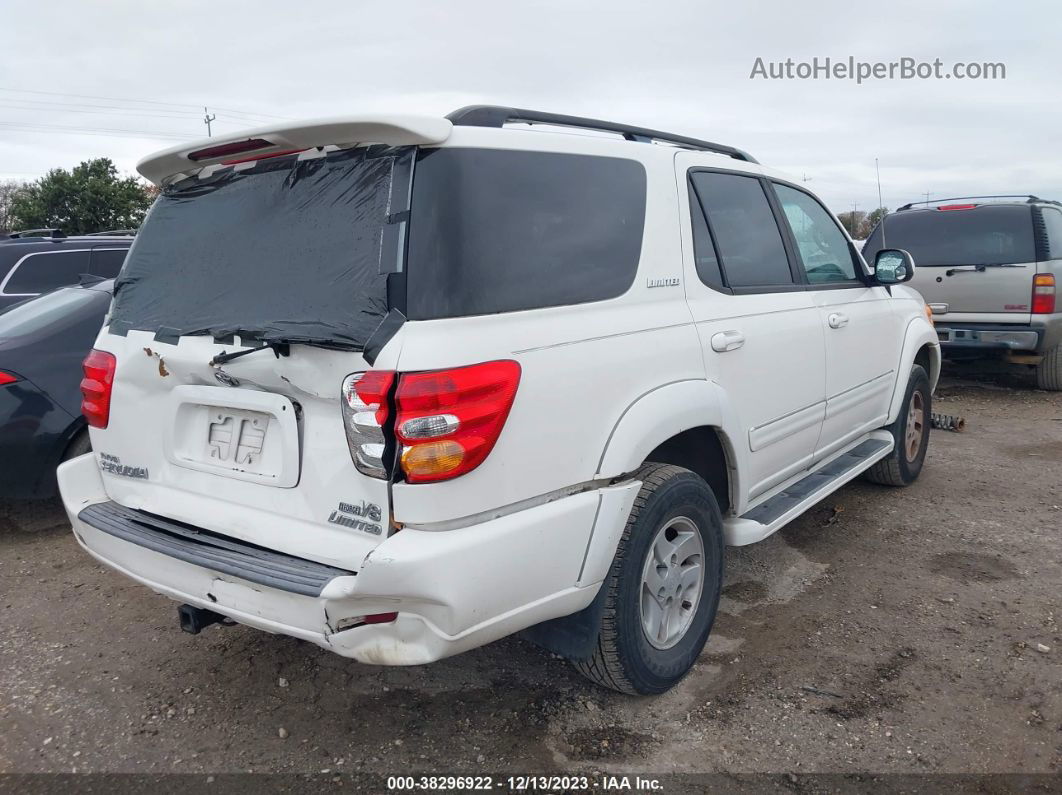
596,379,744,502
887,317,940,424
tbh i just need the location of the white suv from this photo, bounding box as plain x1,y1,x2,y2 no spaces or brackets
58,106,939,694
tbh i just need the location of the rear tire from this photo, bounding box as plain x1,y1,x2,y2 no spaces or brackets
1036,344,1062,391
573,463,724,695
865,364,931,487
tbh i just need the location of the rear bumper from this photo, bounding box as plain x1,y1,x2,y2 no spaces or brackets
934,320,1062,354
58,453,622,665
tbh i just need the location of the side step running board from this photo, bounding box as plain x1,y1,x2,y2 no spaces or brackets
723,431,894,546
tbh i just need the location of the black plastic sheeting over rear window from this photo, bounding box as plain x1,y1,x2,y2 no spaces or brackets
863,205,1036,267
110,146,411,348
404,148,646,319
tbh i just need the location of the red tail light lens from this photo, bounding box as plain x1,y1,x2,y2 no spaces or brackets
80,349,116,429
0,371,18,386
1032,274,1056,314
341,370,396,478
187,138,275,161
396,360,521,483
937,204,977,211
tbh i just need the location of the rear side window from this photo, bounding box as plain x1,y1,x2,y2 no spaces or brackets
688,183,725,291
90,247,128,278
689,172,792,288
1041,207,1062,260
864,205,1035,267
405,148,646,319
3,249,90,294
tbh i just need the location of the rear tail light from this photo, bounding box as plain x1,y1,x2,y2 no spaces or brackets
340,360,521,483
0,371,18,386
396,360,521,483
1032,274,1056,314
341,370,395,478
937,204,977,211
80,349,116,429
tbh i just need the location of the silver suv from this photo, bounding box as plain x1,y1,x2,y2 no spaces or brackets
863,195,1062,389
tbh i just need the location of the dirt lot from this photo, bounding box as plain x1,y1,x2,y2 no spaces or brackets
1,365,1060,785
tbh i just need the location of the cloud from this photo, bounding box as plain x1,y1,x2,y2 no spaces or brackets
2,0,1058,212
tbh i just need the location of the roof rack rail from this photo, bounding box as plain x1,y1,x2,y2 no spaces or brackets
8,227,65,239
85,229,137,236
896,195,1054,211
447,105,759,164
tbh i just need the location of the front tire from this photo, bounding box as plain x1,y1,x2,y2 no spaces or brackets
865,364,931,486
573,464,724,695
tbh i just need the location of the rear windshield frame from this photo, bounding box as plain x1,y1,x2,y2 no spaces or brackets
109,145,414,349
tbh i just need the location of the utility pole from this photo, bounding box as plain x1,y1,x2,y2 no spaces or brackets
203,107,216,137
801,172,812,183
922,191,932,205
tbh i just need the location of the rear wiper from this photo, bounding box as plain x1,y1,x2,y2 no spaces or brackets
944,263,1025,276
208,337,362,367
209,341,290,367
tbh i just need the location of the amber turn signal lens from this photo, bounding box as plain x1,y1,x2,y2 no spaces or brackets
924,304,934,326
401,440,465,478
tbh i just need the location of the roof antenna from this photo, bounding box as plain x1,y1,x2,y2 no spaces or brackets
876,157,886,248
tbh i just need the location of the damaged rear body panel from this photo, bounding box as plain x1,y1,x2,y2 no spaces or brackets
86,145,415,573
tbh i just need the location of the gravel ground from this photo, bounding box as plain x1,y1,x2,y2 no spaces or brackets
1,365,1060,784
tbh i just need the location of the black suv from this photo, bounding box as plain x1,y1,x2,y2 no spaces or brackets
0,229,132,310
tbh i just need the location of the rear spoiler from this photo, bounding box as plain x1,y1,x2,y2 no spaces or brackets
136,115,453,186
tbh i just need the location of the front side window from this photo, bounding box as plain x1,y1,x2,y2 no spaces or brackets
3,249,90,295
774,184,860,284
406,148,646,319
689,172,792,289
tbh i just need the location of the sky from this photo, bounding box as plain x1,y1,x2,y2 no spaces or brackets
2,0,1060,216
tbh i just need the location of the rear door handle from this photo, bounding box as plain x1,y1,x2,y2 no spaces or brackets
827,312,849,329
710,330,745,352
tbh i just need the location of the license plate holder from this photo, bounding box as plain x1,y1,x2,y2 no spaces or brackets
164,385,300,487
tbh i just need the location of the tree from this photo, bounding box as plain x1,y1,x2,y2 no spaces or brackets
837,210,868,239
864,206,889,236
9,158,154,235
0,179,26,234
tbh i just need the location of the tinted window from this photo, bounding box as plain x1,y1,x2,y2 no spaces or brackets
4,249,91,294
1041,208,1062,260
0,287,100,337
774,184,859,284
688,183,725,290
689,172,792,288
863,205,1035,266
406,148,646,319
90,247,128,277
111,146,408,347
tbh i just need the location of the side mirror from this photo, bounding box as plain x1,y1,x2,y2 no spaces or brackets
874,248,916,284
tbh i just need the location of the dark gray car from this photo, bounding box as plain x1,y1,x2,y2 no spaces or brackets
0,280,113,497
0,229,131,310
